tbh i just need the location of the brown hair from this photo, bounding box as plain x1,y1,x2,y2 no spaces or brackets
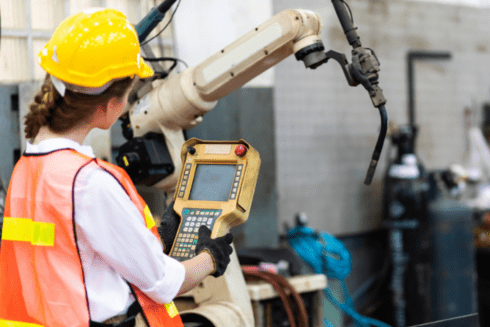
24,74,133,139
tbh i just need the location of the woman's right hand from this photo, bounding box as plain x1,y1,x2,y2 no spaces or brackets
195,226,234,277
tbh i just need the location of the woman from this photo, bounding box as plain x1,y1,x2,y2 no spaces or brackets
0,8,233,327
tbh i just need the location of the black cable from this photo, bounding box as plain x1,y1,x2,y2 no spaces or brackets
375,105,388,160
142,56,187,75
364,104,388,185
141,0,182,47
341,0,354,24
142,56,188,67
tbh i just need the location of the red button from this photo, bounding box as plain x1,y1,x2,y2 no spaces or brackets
235,145,247,157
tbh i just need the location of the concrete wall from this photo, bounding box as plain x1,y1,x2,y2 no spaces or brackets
273,0,490,235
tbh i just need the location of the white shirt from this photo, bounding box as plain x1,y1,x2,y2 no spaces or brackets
25,138,186,322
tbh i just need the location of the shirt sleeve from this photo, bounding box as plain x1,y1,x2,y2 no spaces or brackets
74,165,186,304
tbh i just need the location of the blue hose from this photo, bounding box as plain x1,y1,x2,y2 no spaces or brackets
287,225,391,327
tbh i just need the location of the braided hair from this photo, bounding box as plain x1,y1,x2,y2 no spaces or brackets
24,74,133,139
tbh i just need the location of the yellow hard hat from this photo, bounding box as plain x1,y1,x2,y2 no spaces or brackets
38,8,154,89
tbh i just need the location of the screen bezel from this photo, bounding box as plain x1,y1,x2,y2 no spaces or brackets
187,163,237,202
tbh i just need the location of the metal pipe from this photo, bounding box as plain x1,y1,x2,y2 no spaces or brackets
407,51,451,128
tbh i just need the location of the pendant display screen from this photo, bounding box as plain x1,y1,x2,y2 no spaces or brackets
189,164,236,202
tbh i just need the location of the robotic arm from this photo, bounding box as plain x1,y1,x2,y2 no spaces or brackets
118,8,328,194
117,0,388,195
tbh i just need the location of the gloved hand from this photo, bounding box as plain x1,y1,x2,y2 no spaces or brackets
195,225,234,277
157,201,180,254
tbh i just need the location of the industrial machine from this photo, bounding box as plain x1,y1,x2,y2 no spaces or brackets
112,0,390,326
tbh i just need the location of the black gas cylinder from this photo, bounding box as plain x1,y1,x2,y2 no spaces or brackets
426,191,476,321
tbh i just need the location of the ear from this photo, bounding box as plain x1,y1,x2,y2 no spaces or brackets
106,97,120,113
92,98,117,129
104,96,126,128
95,101,109,115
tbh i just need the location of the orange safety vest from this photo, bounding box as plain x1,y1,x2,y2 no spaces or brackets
0,149,184,327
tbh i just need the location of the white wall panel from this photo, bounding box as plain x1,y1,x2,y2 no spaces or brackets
32,39,48,80
105,0,131,21
0,0,27,29
125,0,140,25
409,0,490,7
68,0,92,15
31,0,64,30
106,0,127,12
0,38,30,82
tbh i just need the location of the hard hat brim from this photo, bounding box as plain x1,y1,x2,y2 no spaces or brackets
137,61,154,80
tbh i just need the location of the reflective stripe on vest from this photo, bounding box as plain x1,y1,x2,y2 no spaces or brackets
144,206,156,229
2,217,55,246
0,319,44,327
165,302,179,318
1,209,153,246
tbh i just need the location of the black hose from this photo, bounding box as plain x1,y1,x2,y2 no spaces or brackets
157,0,178,13
331,0,361,49
364,104,388,185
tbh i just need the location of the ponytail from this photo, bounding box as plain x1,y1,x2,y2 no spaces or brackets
24,74,133,139
24,75,59,139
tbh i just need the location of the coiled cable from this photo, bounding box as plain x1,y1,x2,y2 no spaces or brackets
288,225,391,327
243,269,309,327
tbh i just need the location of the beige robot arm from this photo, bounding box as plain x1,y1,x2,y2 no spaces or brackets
127,9,325,194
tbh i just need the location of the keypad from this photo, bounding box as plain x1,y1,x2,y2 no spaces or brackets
170,208,221,262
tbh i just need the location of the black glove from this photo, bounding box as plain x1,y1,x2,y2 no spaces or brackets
157,201,180,254
195,225,234,277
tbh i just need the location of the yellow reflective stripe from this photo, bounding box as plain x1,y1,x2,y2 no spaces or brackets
2,217,31,242
144,206,156,229
165,302,179,318
2,217,55,246
0,319,44,327
31,222,55,246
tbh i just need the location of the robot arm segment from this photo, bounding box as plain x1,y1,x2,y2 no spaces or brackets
129,9,325,137
192,9,324,102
